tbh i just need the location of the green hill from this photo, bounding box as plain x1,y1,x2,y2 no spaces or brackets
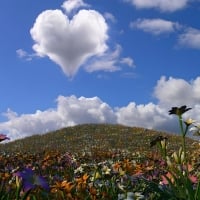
0,124,198,155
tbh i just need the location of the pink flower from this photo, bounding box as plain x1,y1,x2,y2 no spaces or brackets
0,134,10,142
160,172,174,185
189,175,198,184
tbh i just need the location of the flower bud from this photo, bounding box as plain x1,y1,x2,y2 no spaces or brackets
172,152,179,163
166,156,172,167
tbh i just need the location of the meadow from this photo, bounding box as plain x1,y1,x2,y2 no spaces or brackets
0,106,200,199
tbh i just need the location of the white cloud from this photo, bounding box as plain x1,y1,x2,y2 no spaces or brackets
1,77,200,141
85,45,121,72
178,28,200,49
61,0,89,15
0,96,116,140
30,9,109,77
120,57,135,67
85,45,134,72
16,49,27,58
104,12,116,23
116,102,169,129
130,18,180,35
16,49,33,61
154,76,200,107
125,0,188,12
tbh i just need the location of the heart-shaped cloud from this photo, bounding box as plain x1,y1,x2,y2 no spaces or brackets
30,9,109,77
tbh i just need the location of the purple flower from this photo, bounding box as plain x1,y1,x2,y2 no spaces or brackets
0,134,10,142
15,168,49,191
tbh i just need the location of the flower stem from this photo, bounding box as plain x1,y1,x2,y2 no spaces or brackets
178,115,186,162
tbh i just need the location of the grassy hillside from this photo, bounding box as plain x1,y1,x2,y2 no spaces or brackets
0,124,200,199
0,124,198,155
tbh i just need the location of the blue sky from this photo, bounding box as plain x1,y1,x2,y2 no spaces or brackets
0,0,200,140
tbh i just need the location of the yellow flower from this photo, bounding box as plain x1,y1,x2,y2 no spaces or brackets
184,118,196,126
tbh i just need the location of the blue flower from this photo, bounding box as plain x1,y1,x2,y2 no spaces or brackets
15,168,49,192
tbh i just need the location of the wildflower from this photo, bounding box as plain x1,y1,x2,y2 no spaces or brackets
74,165,84,174
113,162,121,171
160,172,174,185
189,174,198,184
15,168,49,192
122,159,133,172
0,134,10,142
168,105,191,116
184,118,196,127
76,173,89,190
134,192,145,199
102,165,111,175
89,186,97,199
166,156,173,168
51,180,74,197
172,151,179,163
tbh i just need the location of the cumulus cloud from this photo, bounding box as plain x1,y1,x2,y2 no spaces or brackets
30,9,109,77
0,96,116,140
125,0,189,12
154,76,200,107
1,76,200,141
61,0,89,15
130,18,180,35
116,102,170,128
29,2,133,78
178,28,200,49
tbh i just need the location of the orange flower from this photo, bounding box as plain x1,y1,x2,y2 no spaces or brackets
76,173,89,190
133,164,144,175
51,180,74,194
113,162,121,171
89,186,97,200
122,159,133,172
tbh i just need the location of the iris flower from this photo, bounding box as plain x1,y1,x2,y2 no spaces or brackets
15,168,49,192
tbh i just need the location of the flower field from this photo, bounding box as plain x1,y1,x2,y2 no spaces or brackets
0,107,200,199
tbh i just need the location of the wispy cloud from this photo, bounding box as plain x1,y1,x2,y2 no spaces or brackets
104,12,116,23
16,49,34,61
84,45,134,72
178,28,200,49
130,18,180,35
125,0,189,12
